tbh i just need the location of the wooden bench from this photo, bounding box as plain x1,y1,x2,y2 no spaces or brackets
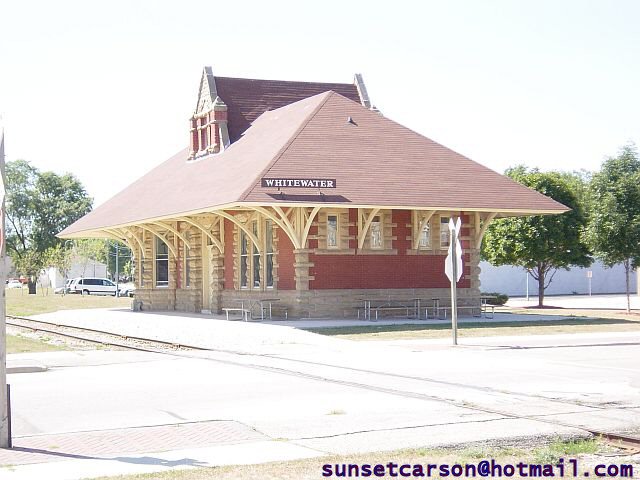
222,307,250,321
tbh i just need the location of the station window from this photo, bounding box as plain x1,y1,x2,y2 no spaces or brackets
240,230,249,289
265,220,274,288
419,221,431,249
440,216,450,249
370,215,383,249
327,215,338,248
155,237,169,287
238,219,275,290
252,221,261,288
183,231,192,288
199,116,209,151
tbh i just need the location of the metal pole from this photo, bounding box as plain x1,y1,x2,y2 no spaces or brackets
526,271,529,301
450,220,458,346
0,130,9,448
6,385,11,449
115,243,119,297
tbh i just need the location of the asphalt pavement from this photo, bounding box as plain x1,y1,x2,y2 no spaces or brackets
1,304,639,479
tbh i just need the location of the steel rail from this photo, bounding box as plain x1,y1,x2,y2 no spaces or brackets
6,315,640,450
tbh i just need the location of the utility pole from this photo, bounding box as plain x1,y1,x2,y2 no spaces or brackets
115,243,119,297
0,126,10,447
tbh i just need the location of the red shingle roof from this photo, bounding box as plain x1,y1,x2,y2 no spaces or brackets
60,92,567,237
214,76,362,142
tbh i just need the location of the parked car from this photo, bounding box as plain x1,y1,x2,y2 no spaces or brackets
118,284,136,297
69,277,117,296
54,279,74,294
6,279,23,289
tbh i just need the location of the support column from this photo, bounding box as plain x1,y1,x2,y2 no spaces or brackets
141,231,153,288
463,213,482,306
208,249,225,314
292,249,314,317
167,235,177,310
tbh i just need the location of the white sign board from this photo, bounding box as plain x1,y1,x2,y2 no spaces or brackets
445,217,463,282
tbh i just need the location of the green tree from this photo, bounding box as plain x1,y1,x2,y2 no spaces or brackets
5,160,92,293
482,167,592,307
586,144,640,313
106,242,132,282
74,239,108,277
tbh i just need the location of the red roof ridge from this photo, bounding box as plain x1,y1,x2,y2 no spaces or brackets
239,91,336,201
214,74,355,87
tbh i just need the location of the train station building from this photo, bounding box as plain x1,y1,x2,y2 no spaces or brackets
59,67,567,318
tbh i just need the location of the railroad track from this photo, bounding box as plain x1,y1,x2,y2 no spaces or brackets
7,315,640,451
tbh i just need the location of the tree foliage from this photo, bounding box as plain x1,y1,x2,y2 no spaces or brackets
586,144,640,312
5,159,92,292
482,166,592,306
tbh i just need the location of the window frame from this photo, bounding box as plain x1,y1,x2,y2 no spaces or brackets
238,218,275,291
326,214,339,249
418,219,432,249
155,236,170,288
369,215,383,249
440,216,451,250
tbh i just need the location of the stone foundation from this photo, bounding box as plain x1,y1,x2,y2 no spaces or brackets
134,286,480,319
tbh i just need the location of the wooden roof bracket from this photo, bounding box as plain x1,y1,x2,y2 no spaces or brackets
475,212,497,249
412,210,436,250
176,216,224,254
214,210,261,252
357,207,381,249
149,221,192,250
138,224,178,257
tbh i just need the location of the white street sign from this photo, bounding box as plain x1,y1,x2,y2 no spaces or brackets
445,217,463,282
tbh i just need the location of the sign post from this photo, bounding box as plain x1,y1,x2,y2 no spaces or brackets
587,270,593,297
445,217,463,345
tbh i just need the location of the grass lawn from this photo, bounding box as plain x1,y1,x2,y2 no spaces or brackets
6,334,64,353
6,287,131,317
87,438,602,480
306,316,640,341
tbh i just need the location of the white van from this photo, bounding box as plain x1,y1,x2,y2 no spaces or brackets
69,278,117,296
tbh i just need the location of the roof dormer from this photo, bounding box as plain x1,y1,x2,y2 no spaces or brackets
188,67,230,160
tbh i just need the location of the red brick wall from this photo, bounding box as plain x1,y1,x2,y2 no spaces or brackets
277,228,296,290
309,210,471,290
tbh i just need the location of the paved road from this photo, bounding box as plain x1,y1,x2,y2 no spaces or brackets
7,328,640,457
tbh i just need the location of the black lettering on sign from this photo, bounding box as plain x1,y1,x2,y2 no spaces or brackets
261,178,337,188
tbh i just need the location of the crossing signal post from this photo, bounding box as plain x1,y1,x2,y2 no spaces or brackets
445,217,463,346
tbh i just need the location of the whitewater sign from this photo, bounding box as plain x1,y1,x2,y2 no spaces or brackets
261,178,337,188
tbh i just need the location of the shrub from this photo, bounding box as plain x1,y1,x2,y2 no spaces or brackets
481,292,509,305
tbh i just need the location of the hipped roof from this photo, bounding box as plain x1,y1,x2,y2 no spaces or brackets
214,76,362,142
60,91,568,237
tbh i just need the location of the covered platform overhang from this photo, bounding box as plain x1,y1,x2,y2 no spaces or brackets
58,201,565,258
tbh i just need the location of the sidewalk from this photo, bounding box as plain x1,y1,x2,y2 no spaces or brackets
0,420,323,479
508,293,640,310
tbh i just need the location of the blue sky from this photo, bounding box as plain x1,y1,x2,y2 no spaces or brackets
1,0,639,205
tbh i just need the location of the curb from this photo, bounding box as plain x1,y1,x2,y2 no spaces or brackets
7,365,48,374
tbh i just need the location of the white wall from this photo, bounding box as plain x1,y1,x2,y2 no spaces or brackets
480,260,637,297
40,257,108,289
